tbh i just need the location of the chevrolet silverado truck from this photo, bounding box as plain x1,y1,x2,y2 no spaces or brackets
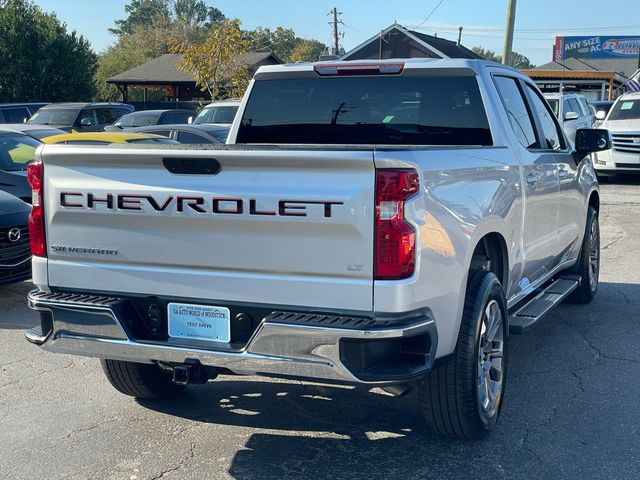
24,59,610,440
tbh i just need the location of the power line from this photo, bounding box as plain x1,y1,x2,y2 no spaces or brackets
415,0,445,29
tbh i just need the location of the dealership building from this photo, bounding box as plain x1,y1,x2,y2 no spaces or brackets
523,35,640,100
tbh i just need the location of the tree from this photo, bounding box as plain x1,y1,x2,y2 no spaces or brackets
176,19,250,99
510,52,535,69
289,39,326,63
95,15,174,101
110,0,225,39
471,46,535,69
0,0,97,102
248,27,327,63
109,0,170,36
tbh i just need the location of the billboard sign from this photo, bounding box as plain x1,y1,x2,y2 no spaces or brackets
554,36,640,61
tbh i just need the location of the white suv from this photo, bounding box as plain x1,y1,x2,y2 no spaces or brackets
193,99,241,127
592,91,640,176
544,93,595,144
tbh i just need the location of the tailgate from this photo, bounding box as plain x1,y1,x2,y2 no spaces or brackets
41,145,375,311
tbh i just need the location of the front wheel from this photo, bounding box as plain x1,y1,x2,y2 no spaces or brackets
566,206,599,304
418,271,508,439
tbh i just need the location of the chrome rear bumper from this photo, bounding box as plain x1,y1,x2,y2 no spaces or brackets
26,290,437,385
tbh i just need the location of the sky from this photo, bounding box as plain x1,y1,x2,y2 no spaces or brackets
32,0,640,66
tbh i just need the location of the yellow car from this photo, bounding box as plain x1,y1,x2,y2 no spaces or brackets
42,132,177,145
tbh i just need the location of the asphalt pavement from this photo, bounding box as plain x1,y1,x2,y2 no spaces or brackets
1,178,639,480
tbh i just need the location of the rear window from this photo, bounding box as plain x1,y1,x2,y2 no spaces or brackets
194,106,238,124
609,99,640,120
236,75,492,145
115,113,160,127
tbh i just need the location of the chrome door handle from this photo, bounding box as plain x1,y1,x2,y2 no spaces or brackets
526,172,542,186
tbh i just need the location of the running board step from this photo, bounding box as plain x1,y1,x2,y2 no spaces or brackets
509,275,580,334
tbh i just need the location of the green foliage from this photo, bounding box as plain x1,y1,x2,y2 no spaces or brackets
110,0,170,36
97,1,227,100
289,39,327,63
110,0,225,37
0,0,97,102
471,47,501,63
95,16,174,101
177,19,250,99
471,46,535,69
248,27,327,62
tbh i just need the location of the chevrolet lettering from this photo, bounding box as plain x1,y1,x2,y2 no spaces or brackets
59,192,344,217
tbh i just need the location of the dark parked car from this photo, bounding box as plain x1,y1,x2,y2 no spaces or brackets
0,124,66,141
27,102,134,132
105,109,194,130
0,131,39,203
123,124,230,143
0,103,48,124
0,190,31,285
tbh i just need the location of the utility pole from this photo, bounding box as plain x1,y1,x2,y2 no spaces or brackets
330,7,342,56
502,0,517,65
457,26,463,47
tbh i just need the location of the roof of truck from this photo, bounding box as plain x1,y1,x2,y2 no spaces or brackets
254,58,515,77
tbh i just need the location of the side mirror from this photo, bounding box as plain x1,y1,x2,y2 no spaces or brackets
80,118,93,127
564,111,579,121
575,128,610,154
595,110,606,120
187,116,193,124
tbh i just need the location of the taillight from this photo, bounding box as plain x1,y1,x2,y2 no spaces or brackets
375,169,419,280
27,162,46,257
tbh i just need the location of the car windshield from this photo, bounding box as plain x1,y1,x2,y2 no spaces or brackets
237,75,492,145
194,106,238,124
546,99,559,117
0,134,40,171
126,138,178,144
608,99,640,120
28,109,78,125
115,114,161,127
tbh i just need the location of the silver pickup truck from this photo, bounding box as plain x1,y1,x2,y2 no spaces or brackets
25,59,610,440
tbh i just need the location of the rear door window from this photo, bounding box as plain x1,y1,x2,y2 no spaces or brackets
524,84,565,150
97,108,120,125
567,98,582,117
237,74,492,145
493,76,537,149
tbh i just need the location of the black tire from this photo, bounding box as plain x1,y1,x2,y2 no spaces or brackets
566,206,599,304
100,359,185,399
418,271,508,440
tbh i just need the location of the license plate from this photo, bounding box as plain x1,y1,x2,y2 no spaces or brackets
167,302,231,343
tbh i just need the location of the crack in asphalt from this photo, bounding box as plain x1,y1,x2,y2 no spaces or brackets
148,440,196,480
57,418,120,440
0,352,46,369
561,319,640,365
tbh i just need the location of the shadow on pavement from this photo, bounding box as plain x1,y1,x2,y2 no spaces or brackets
0,280,36,329
137,281,640,479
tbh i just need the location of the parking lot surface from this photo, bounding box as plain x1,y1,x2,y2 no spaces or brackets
1,178,639,480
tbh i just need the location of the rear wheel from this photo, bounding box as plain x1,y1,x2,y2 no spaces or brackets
101,359,185,399
566,206,599,304
418,271,508,439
